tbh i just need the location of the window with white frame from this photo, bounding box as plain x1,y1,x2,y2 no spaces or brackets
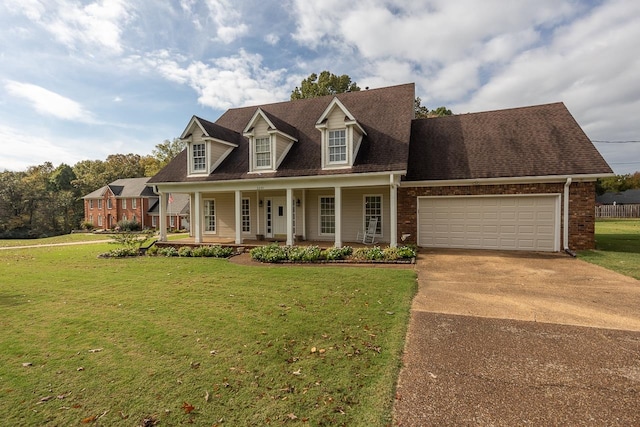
89,214,93,224
132,214,136,222
122,198,127,209
364,195,382,235
152,216,157,227
107,198,112,209
319,196,335,235
132,198,137,209
98,215,102,226
98,199,102,209
255,137,271,168
122,214,127,221
170,216,175,227
204,199,216,232
328,129,347,163
89,200,94,209
192,143,206,172
241,198,250,233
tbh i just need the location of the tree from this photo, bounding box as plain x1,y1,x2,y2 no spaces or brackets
414,97,453,118
291,72,453,118
291,71,361,100
143,138,187,176
596,172,640,195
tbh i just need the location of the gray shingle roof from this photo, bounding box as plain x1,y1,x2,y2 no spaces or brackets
82,177,155,199
405,102,613,181
148,83,415,183
596,189,640,204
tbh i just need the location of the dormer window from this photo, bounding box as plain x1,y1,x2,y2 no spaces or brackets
255,137,271,169
316,97,367,170
328,129,347,163
192,143,206,172
244,108,297,173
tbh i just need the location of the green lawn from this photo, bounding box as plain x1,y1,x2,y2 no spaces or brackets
579,219,640,279
0,233,112,247
0,243,416,426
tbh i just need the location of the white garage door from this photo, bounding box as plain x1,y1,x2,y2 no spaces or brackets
418,195,560,252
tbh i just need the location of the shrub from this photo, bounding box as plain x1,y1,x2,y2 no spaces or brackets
99,247,138,258
353,246,384,261
146,245,158,256
178,246,193,257
250,244,288,263
300,245,321,262
396,245,417,259
80,221,95,231
157,247,179,257
323,246,353,260
116,219,141,231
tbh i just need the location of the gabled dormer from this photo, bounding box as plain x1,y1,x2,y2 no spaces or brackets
315,97,367,170
243,108,297,173
180,116,239,177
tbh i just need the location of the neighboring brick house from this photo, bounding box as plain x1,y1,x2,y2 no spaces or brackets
82,177,189,230
148,83,613,251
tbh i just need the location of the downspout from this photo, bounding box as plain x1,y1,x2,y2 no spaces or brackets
563,177,576,257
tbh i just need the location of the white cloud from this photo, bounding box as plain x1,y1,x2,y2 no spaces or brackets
264,33,280,45
135,49,290,109
205,0,248,44
4,0,133,54
5,80,95,122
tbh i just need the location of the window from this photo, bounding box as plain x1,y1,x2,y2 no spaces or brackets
204,199,216,232
98,215,102,226
152,216,157,227
364,195,382,235
170,216,175,227
122,214,127,221
320,196,335,235
255,137,271,168
242,198,250,233
89,200,94,209
98,199,103,209
122,198,127,209
132,214,136,222
107,198,112,209
132,198,137,209
89,214,93,224
193,143,206,172
328,129,347,163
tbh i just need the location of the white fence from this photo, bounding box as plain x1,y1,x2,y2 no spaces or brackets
595,204,640,218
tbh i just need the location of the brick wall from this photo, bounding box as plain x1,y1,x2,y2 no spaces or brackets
397,181,597,251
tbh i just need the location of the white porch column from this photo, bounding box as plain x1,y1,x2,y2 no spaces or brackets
334,186,342,248
390,181,399,248
286,188,294,246
301,190,306,240
235,190,242,244
158,192,167,242
194,192,202,244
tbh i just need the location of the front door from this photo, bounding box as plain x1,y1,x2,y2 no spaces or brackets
273,197,287,236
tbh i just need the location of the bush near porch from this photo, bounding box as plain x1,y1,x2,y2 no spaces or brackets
250,244,417,263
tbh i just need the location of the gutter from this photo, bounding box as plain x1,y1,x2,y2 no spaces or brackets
563,177,576,257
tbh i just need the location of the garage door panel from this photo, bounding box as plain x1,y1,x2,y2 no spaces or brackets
418,195,558,252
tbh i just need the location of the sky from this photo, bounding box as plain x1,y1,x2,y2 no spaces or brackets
1,0,639,175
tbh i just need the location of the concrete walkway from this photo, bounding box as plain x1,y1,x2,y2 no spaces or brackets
394,250,640,426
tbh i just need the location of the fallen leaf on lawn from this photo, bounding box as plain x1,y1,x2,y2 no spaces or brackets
292,369,301,375
287,413,298,420
190,361,200,369
310,347,317,353
182,402,195,414
204,391,210,402
81,415,97,423
77,367,84,371
88,348,103,353
22,362,33,367
37,396,53,404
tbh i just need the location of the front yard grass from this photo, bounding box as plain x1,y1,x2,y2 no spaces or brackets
0,233,112,247
0,243,416,426
579,219,640,279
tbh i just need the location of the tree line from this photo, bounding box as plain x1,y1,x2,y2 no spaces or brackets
0,139,185,238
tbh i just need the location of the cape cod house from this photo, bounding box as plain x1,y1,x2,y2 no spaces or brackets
148,83,612,252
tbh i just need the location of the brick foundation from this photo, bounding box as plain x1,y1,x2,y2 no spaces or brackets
397,181,597,251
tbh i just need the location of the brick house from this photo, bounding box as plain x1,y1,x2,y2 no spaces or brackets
147,83,612,251
82,177,189,231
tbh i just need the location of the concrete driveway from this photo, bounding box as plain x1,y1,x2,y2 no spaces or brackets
394,250,640,426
